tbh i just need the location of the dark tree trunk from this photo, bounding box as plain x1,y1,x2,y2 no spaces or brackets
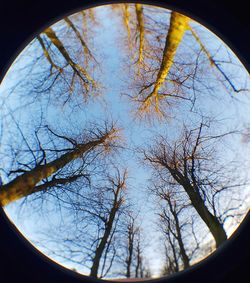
90,184,122,278
125,222,135,278
170,168,227,248
167,198,190,269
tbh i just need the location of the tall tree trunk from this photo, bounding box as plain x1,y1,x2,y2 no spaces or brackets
169,167,227,248
122,4,132,50
135,4,145,65
142,12,190,112
64,17,95,62
167,198,190,269
90,185,123,278
0,131,113,206
125,222,135,278
37,35,62,72
44,27,95,86
185,182,227,248
167,235,179,273
135,239,142,278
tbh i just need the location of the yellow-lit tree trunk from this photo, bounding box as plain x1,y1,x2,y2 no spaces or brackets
122,4,132,50
142,12,190,113
37,35,62,73
0,130,115,206
44,27,95,87
135,4,145,65
64,17,95,63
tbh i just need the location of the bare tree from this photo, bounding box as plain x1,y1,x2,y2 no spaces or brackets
159,191,190,270
143,120,246,248
134,12,190,116
43,27,95,88
124,213,138,278
29,166,129,279
148,180,202,276
122,4,132,51
89,167,128,278
122,212,145,279
0,122,119,206
114,210,151,279
7,12,100,109
1,4,249,280
134,4,145,66
122,7,249,119
134,228,144,278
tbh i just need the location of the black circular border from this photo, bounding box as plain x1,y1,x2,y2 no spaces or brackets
0,1,250,283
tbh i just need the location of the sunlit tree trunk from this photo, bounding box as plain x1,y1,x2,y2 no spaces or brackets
43,27,95,87
64,17,95,63
122,4,132,50
142,12,190,113
135,4,145,65
37,35,62,73
88,9,96,24
0,130,115,206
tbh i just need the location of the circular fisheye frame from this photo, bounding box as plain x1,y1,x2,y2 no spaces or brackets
0,3,249,282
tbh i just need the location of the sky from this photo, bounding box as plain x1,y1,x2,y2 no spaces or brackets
1,3,250,279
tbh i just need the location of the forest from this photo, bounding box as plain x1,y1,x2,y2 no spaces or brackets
0,3,250,280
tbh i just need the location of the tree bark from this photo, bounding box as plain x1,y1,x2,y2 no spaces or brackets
37,35,62,72
90,183,123,278
0,132,113,206
44,27,95,86
167,198,190,269
169,167,227,248
142,12,190,113
135,239,143,278
135,4,145,65
64,17,95,62
125,222,135,278
122,4,131,50
167,234,179,273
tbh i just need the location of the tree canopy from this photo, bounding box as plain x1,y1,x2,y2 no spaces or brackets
0,3,249,280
